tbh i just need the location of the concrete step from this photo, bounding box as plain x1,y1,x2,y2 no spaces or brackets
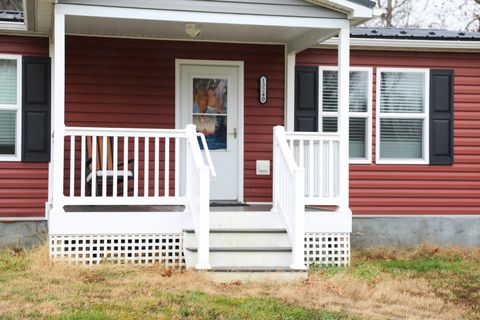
184,247,292,268
209,211,286,229
183,229,290,248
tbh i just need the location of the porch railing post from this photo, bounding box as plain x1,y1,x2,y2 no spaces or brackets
290,166,306,270
195,167,211,269
336,27,351,214
51,10,66,214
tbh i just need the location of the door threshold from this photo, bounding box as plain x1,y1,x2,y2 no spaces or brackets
210,201,247,207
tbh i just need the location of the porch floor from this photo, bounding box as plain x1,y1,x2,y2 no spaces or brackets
63,204,330,213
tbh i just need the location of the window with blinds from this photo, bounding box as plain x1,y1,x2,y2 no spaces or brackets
0,56,20,160
319,68,371,163
377,69,428,163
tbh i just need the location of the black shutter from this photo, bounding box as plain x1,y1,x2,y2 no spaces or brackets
22,56,51,162
294,66,318,132
429,69,454,165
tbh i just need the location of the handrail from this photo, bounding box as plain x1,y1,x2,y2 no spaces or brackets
275,128,297,174
65,126,187,138
197,132,217,179
285,132,340,141
272,126,306,270
185,124,211,270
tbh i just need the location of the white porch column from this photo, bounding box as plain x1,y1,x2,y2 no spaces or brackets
285,52,296,132
51,10,66,213
336,27,351,213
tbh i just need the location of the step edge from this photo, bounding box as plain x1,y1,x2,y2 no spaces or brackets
185,247,292,253
210,267,307,273
183,229,287,234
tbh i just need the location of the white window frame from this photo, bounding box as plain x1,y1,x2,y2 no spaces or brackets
0,54,22,162
318,66,373,164
376,68,430,165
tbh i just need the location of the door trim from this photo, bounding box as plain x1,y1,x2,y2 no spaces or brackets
175,59,245,202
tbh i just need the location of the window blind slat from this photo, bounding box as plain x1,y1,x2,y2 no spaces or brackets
0,60,17,105
0,110,16,155
350,117,366,158
380,72,425,113
380,119,423,159
322,70,368,113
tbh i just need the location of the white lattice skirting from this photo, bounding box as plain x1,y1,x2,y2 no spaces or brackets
50,232,350,267
304,233,350,267
50,234,185,267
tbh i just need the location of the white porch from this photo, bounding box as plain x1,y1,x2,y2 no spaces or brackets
47,1,375,270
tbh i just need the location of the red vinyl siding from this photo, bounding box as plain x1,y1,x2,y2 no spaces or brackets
297,49,480,215
64,36,285,202
0,35,49,218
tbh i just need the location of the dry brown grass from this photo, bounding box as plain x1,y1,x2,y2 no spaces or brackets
353,243,480,261
0,244,478,319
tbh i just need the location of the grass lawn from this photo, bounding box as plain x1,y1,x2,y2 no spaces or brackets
0,245,478,319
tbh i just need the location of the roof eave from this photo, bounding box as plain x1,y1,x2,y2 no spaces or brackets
305,0,377,20
319,37,480,52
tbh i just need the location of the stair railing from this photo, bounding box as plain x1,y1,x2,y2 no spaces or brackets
272,126,306,270
185,124,212,269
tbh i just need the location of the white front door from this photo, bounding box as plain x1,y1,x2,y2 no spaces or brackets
178,62,241,201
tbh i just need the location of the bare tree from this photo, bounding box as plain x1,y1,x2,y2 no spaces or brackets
365,0,429,28
465,0,480,31
364,0,479,32
0,0,23,11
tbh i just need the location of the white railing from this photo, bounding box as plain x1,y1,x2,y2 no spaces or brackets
64,126,188,206
62,124,213,268
272,126,306,270
285,131,340,206
186,125,211,269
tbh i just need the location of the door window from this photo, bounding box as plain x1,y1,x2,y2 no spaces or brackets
192,78,228,150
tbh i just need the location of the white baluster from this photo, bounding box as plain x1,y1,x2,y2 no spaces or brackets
329,140,335,198
144,137,149,197
134,137,139,197
154,137,159,197
123,137,128,197
80,136,86,197
91,136,97,197
174,137,180,197
308,139,314,199
164,137,170,197
102,136,107,197
69,136,75,197
113,136,118,197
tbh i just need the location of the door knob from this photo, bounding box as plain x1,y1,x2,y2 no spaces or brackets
229,128,237,139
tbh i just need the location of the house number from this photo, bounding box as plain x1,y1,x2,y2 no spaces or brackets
259,76,268,104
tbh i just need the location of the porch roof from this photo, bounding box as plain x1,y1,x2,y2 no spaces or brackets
54,0,375,54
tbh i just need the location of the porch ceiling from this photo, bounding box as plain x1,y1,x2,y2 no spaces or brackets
65,15,328,45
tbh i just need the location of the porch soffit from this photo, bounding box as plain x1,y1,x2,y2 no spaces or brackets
64,16,334,45
55,0,363,54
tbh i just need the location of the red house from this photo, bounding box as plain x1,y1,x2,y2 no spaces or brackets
0,0,478,274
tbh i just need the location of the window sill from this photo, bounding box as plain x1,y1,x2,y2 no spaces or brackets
350,159,372,164
0,155,21,162
375,159,429,165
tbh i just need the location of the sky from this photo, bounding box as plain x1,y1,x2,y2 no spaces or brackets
366,0,479,32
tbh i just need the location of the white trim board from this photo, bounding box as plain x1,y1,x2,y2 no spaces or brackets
49,211,193,235
375,67,430,165
0,217,47,222
317,66,373,164
175,59,245,203
56,4,350,29
0,54,22,162
353,214,480,218
320,37,480,52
